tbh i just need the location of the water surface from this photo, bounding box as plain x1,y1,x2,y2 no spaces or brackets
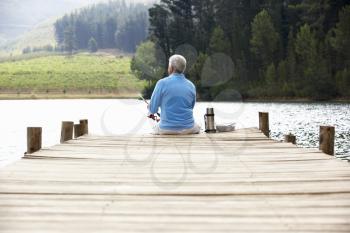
0,99,349,167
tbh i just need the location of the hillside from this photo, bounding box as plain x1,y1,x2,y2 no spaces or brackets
0,53,145,99
0,0,156,56
0,0,106,40
0,19,56,56
0,36,7,46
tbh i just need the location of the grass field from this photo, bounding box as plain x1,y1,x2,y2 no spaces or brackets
0,53,145,99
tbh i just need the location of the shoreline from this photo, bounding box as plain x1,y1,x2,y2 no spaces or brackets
0,94,349,103
0,93,141,100
240,97,350,104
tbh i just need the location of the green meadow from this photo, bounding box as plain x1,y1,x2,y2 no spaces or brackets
0,53,145,98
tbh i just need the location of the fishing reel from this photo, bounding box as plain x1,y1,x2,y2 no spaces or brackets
148,114,160,122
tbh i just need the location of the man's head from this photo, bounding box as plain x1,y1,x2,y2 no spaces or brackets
168,55,187,75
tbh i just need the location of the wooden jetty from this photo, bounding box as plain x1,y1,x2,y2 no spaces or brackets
0,115,350,232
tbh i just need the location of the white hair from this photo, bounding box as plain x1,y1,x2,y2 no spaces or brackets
169,55,187,73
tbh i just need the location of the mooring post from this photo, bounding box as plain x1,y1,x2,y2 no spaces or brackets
259,112,270,137
27,127,42,154
74,124,81,139
319,126,335,156
79,119,89,135
284,133,297,144
60,121,74,143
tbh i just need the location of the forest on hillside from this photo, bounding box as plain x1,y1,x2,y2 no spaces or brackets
54,1,149,53
132,0,350,100
0,0,99,41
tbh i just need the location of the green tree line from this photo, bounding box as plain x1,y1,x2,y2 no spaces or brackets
22,45,55,54
54,0,149,53
133,0,350,100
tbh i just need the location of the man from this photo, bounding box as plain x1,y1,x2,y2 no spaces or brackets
148,55,200,135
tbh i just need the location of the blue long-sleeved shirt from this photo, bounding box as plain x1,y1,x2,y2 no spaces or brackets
149,73,196,131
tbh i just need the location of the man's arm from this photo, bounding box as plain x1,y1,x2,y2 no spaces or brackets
149,81,162,115
191,85,196,109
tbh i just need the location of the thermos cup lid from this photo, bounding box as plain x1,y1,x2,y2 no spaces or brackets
206,108,214,115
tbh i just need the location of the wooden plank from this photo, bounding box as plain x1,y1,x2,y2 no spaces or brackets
0,128,349,232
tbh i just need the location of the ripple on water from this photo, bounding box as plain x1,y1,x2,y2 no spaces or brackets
0,100,349,167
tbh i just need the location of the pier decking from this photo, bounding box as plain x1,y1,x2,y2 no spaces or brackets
1,128,350,232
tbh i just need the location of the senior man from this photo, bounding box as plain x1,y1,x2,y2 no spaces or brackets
148,55,200,135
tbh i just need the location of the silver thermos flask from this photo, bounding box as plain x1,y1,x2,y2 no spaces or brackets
204,108,216,133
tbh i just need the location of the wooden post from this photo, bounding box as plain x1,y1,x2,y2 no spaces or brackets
61,121,74,143
74,124,82,139
80,119,88,135
259,112,269,137
284,134,297,144
27,127,42,154
319,126,335,156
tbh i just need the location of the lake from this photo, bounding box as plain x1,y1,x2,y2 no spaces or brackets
0,99,349,167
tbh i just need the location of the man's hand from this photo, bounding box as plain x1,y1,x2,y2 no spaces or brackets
148,114,160,122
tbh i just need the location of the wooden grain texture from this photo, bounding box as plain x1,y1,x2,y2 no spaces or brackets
1,128,349,233
26,127,42,154
79,119,89,135
60,121,74,143
320,126,335,156
74,124,82,139
284,134,297,145
259,112,270,137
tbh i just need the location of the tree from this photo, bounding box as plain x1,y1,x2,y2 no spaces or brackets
96,23,105,49
54,1,149,53
292,0,330,39
75,18,90,49
295,24,318,68
115,13,148,53
277,60,288,84
145,0,349,100
295,24,335,98
131,41,165,85
149,4,171,61
209,26,231,54
54,15,69,45
88,37,98,53
149,3,172,66
295,24,318,95
192,0,216,52
335,68,350,96
131,41,166,98
63,26,76,54
291,0,350,39
250,9,280,68
215,0,262,58
265,63,277,86
286,28,297,82
22,46,32,54
188,53,211,99
104,18,117,48
330,5,350,97
331,5,350,68
324,0,350,33
165,0,195,47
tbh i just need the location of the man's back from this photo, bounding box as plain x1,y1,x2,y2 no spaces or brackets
149,73,196,131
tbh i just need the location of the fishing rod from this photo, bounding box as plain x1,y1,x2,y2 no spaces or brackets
139,95,161,121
